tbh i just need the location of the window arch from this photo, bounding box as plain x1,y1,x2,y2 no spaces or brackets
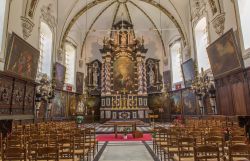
236,0,250,51
170,40,183,85
194,17,210,73
65,42,76,86
0,0,8,56
39,21,53,78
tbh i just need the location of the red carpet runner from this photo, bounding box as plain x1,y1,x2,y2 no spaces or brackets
96,134,152,141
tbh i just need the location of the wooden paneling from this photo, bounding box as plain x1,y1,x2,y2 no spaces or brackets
12,80,25,114
215,68,250,116
24,84,35,114
0,75,13,115
0,71,36,116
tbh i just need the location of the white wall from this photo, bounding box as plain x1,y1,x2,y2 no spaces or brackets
2,0,249,91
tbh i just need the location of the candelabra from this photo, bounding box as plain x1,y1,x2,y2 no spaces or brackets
191,68,216,115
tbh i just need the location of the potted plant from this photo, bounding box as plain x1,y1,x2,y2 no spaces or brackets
123,127,130,139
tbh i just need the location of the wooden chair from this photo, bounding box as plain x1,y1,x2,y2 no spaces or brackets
58,138,75,161
230,136,247,145
173,137,196,161
0,133,2,160
228,144,250,161
163,130,179,161
35,146,59,161
3,147,27,161
84,128,98,159
156,128,168,160
205,136,225,158
74,133,89,161
152,127,163,154
194,145,220,161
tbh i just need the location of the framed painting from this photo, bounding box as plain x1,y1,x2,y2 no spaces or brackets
5,33,40,80
68,93,77,116
52,90,66,117
76,72,84,94
182,89,197,115
206,29,243,79
163,70,171,88
170,91,182,115
181,59,195,87
54,62,66,90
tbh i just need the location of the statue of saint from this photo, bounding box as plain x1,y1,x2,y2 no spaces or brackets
121,32,127,46
93,67,99,86
148,66,155,85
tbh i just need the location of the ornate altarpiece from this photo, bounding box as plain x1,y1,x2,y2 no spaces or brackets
99,21,150,120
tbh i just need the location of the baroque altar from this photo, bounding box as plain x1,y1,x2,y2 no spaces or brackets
99,21,150,120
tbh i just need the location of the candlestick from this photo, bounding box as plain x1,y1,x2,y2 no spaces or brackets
120,94,122,109
132,95,134,109
112,97,113,109
116,94,118,108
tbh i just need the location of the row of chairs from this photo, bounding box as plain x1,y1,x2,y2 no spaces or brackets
0,121,98,161
153,118,250,161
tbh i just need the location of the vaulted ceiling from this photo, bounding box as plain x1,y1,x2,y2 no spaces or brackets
57,0,190,62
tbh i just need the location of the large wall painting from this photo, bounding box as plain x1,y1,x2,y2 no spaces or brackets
206,29,243,78
52,90,66,117
181,59,195,87
163,70,171,87
76,72,84,94
68,93,77,116
182,89,197,115
54,63,66,90
5,33,40,80
113,56,135,92
170,91,182,115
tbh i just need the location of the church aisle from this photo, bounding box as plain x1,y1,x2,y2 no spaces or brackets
97,141,155,161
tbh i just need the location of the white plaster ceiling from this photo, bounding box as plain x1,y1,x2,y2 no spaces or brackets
58,0,189,63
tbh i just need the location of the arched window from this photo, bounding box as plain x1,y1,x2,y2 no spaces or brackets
65,42,76,86
0,0,7,55
39,22,53,78
194,17,210,72
170,41,183,85
237,0,250,50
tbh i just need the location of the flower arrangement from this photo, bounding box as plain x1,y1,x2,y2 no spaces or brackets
123,127,130,136
121,127,130,139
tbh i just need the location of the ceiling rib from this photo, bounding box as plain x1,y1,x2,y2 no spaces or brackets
80,0,117,58
129,0,167,56
137,0,187,46
61,0,187,49
124,3,135,36
61,0,112,48
110,2,121,37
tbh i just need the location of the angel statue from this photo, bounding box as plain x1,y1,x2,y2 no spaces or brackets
35,74,55,118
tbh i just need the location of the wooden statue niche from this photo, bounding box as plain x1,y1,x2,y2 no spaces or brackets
86,60,101,95
146,58,163,93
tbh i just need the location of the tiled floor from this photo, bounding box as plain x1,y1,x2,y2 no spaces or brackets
98,141,154,161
